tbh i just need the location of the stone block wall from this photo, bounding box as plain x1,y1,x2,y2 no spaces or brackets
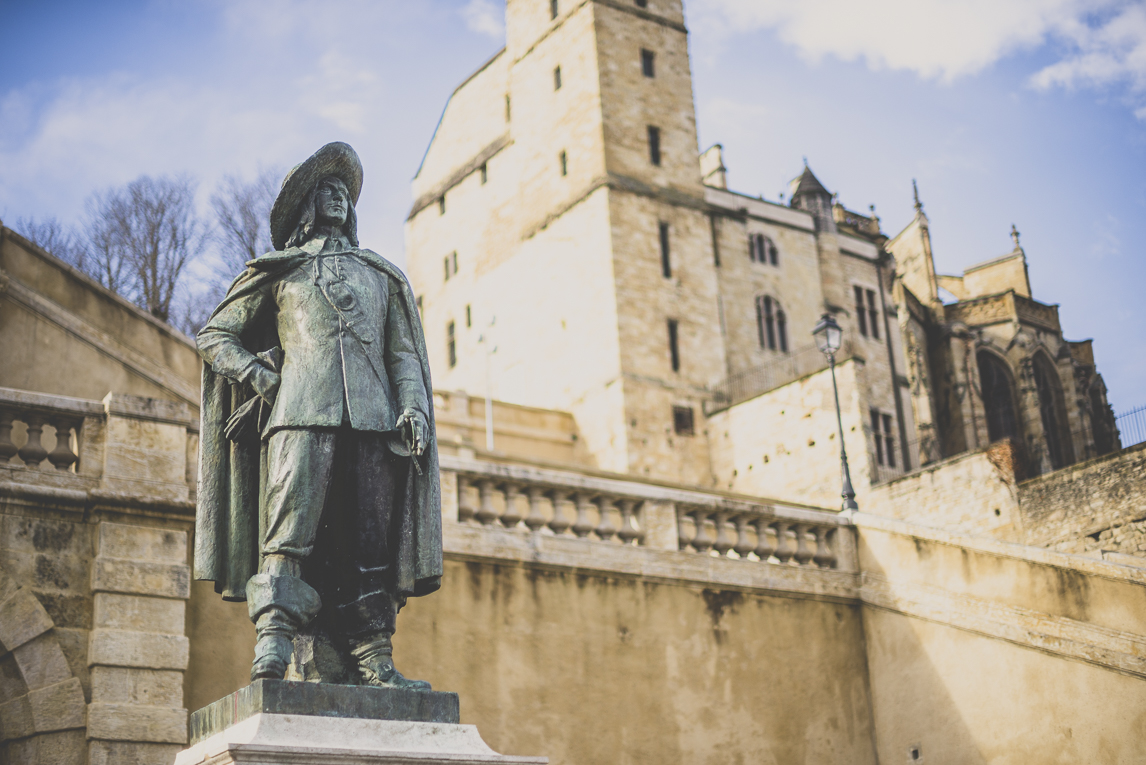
864,440,1022,537
1017,441,1146,555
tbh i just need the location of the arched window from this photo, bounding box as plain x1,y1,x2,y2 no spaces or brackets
977,351,1019,443
755,296,787,352
748,233,778,265
1032,353,1074,470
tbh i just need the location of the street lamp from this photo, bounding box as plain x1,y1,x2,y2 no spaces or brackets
813,313,859,512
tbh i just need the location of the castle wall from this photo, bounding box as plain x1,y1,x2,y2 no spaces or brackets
707,359,872,508
0,229,200,408
858,516,1146,764
1017,441,1146,556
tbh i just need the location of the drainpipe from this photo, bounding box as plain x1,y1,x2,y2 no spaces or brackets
877,254,911,470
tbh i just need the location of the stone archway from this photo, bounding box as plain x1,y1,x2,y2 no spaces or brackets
976,349,1021,445
0,564,87,763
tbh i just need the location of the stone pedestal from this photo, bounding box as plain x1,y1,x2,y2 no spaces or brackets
175,680,546,765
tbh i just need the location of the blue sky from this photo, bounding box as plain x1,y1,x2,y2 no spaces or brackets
1,0,1144,413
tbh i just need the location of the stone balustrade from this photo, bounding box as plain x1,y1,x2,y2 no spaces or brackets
441,454,856,571
676,504,841,569
454,467,647,545
0,388,102,474
0,386,198,503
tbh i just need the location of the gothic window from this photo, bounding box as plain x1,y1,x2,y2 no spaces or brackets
554,66,562,90
854,286,879,339
641,49,655,78
1089,385,1116,456
447,321,457,368
647,125,661,166
977,351,1019,444
871,409,896,467
1033,353,1074,470
776,304,788,352
659,222,671,277
673,406,695,436
755,296,787,352
560,150,567,176
748,233,778,265
667,319,680,372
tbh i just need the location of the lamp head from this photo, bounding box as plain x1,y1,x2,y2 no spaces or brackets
813,313,843,356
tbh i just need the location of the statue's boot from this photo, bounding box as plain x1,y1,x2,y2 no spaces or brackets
351,632,431,690
246,556,321,682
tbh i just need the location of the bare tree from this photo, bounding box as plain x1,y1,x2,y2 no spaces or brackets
14,216,85,270
85,175,208,322
211,168,279,277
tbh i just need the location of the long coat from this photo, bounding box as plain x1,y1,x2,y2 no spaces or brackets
194,246,442,602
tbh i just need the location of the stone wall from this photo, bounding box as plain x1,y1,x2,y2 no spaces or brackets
182,455,1146,765
857,514,1146,763
864,440,1022,537
1017,441,1146,556
0,388,196,764
0,227,200,409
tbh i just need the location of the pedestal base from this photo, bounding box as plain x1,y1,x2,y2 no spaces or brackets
175,713,547,764
190,680,460,743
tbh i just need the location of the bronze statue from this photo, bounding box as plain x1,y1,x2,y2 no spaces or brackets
194,142,441,689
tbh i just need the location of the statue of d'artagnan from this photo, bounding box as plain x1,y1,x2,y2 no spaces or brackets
194,142,441,690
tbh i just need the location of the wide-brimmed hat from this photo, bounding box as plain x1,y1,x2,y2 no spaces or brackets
270,142,363,250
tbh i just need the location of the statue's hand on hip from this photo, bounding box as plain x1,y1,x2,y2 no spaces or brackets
251,366,281,405
395,408,428,456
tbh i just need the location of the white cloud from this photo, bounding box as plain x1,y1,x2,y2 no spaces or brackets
462,0,504,39
1030,4,1146,95
690,0,1146,113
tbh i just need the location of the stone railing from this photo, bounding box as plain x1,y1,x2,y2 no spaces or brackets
0,387,104,478
676,504,843,569
453,465,647,545
0,387,198,503
441,455,856,571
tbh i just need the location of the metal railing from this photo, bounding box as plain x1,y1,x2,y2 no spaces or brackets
1116,405,1146,448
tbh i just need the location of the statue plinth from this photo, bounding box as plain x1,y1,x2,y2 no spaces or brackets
176,680,546,765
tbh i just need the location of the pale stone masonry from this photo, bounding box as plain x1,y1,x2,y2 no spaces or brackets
407,0,1117,508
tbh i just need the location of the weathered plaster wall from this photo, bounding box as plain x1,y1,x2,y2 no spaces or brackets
0,229,200,409
864,441,1022,537
858,517,1146,763
707,359,872,508
186,554,878,765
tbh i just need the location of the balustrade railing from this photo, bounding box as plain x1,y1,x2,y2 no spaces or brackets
455,472,646,545
447,457,855,572
0,390,95,473
676,505,840,569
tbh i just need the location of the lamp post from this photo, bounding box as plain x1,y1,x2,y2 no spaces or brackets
813,313,859,512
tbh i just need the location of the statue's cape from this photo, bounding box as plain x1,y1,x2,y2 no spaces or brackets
194,247,443,602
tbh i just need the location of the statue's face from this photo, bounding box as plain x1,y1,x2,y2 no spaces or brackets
315,176,349,227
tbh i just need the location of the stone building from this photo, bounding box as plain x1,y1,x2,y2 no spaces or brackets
888,189,1118,477
405,0,1115,511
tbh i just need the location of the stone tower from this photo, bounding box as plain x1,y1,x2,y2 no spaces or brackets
407,0,723,484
